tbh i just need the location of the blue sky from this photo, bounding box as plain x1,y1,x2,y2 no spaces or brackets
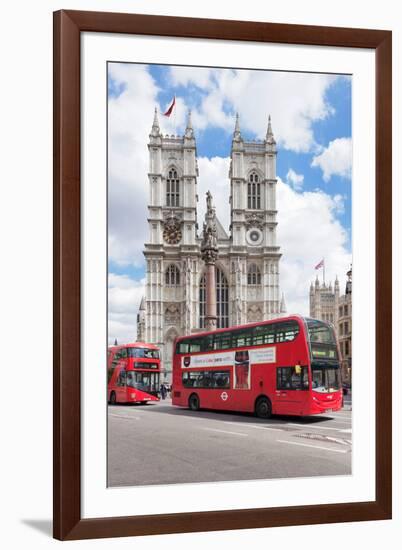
107,62,352,343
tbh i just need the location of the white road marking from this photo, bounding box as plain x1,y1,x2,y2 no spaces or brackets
277,440,348,454
291,423,349,432
201,427,248,437
109,413,140,420
318,419,351,426
222,421,284,432
108,406,155,415
339,428,352,433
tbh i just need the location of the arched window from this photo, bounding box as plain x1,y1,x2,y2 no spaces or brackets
199,267,229,329
165,264,180,286
247,172,261,209
166,168,180,207
247,264,261,285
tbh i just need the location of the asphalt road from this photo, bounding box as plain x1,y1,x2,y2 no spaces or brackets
108,396,352,487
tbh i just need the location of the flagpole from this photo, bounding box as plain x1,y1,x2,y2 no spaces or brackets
323,258,325,286
174,95,176,134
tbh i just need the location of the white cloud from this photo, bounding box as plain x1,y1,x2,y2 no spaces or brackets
107,64,189,268
108,273,145,345
108,64,158,267
286,168,304,191
311,137,352,181
332,193,346,214
195,157,351,317
277,178,351,315
169,66,217,90
168,66,339,152
197,156,231,231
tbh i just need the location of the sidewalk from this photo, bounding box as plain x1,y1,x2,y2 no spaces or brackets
343,393,352,411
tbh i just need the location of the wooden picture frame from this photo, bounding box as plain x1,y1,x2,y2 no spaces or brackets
53,10,392,540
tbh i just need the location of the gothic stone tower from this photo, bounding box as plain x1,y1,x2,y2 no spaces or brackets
140,109,200,379
137,110,285,381
229,114,283,325
309,275,340,327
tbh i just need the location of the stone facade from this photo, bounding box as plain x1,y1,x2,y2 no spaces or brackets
309,267,352,383
137,110,285,381
309,276,340,327
338,268,352,383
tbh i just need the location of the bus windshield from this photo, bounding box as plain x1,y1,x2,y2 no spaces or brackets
127,348,159,359
126,371,159,391
311,363,340,393
307,319,336,344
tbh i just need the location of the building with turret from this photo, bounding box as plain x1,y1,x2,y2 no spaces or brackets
309,276,340,326
309,267,352,383
136,110,286,381
338,267,352,383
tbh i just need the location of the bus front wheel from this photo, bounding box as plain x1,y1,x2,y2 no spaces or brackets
255,396,272,419
189,394,200,411
109,391,116,405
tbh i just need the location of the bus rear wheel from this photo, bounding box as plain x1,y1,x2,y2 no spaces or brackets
109,391,116,405
189,394,200,411
255,396,272,419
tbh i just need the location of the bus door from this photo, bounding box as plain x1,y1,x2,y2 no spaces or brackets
274,366,309,415
115,367,127,402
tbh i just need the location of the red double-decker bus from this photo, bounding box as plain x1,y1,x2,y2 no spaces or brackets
107,342,161,404
172,316,342,417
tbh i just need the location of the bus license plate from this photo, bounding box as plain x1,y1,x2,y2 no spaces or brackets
326,408,333,413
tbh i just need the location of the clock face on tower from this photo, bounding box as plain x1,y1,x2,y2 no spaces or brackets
246,227,263,246
163,222,182,244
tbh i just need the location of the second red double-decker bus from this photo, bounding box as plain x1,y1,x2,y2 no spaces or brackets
172,316,342,417
108,342,161,404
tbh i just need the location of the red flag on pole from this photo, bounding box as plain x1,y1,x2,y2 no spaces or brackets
163,96,176,117
315,259,324,270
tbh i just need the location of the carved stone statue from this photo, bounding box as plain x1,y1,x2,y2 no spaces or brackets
201,191,218,262
206,190,213,213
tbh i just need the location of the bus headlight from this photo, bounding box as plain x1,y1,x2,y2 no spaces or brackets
130,393,136,399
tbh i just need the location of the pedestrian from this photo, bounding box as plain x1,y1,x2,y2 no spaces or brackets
160,383,167,400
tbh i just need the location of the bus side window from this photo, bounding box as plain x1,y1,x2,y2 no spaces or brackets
232,329,252,348
253,327,264,346
189,344,201,353
252,325,275,346
204,335,214,351
177,342,189,354
203,372,213,387
188,339,202,353
214,332,231,350
112,350,121,367
277,366,308,390
275,322,300,343
277,367,292,389
213,371,230,389
302,368,309,389
117,370,126,386
263,328,275,344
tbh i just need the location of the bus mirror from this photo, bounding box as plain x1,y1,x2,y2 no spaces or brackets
295,365,301,374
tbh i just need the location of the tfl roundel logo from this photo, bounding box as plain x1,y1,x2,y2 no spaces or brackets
220,392,228,401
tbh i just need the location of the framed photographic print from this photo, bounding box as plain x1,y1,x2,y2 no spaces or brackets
53,10,392,540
